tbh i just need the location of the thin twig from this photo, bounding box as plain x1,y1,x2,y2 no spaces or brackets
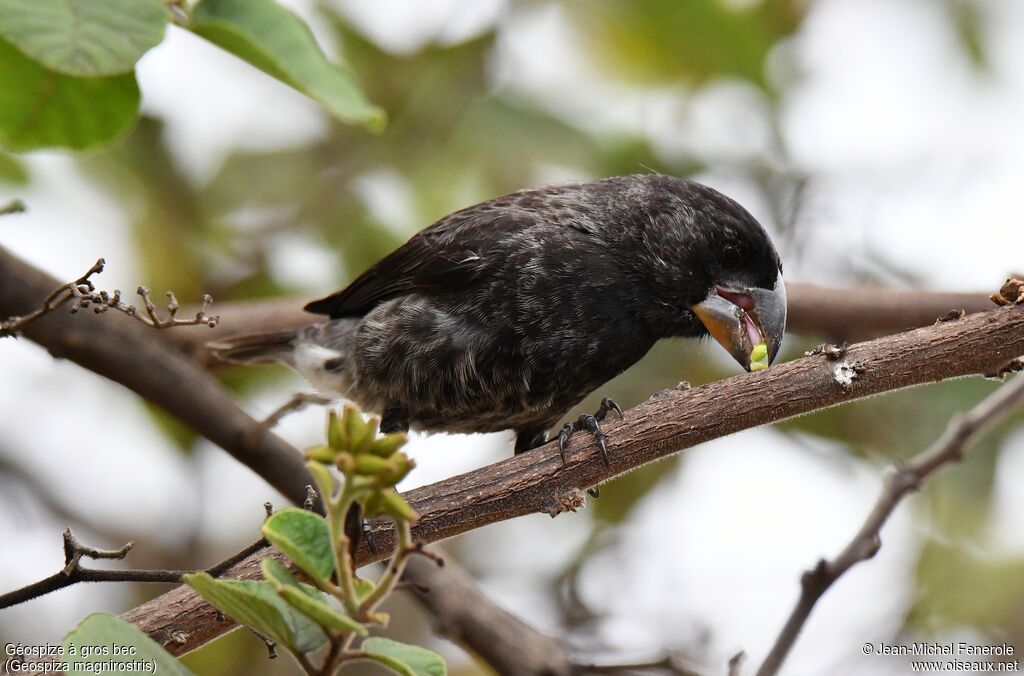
2,500,278,609
573,653,707,675
0,199,26,216
0,529,190,610
728,652,746,676
755,374,1024,676
0,257,219,338
261,392,336,430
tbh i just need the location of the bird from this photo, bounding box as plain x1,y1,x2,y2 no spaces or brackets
212,174,786,465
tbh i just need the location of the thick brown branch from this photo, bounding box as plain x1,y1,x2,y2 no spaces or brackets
164,283,994,367
784,283,991,341
755,372,1024,676
123,301,1024,656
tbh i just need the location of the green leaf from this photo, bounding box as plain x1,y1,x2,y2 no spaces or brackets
183,573,327,654
260,557,298,588
261,559,368,636
306,459,338,502
63,613,193,675
0,0,169,77
354,577,376,603
279,587,368,635
261,507,335,583
362,637,447,676
190,0,385,130
0,37,139,152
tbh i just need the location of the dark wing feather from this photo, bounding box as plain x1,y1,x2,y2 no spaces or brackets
305,205,539,318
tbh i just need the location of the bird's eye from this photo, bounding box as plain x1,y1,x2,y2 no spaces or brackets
722,245,741,268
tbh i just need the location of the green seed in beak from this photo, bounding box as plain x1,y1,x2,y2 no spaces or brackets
750,341,769,372
751,342,768,362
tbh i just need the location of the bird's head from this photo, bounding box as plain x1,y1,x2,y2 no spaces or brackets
634,176,786,372
690,264,786,373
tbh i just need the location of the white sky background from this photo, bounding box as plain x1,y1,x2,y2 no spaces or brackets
1,0,1023,674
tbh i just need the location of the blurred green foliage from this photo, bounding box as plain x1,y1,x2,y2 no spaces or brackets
565,0,805,90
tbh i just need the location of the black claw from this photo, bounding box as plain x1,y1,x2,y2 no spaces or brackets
595,432,609,466
557,399,617,467
588,486,601,498
363,519,378,555
596,397,622,421
558,423,573,463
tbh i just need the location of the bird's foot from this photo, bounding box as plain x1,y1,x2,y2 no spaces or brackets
362,518,379,555
344,503,380,564
557,397,622,468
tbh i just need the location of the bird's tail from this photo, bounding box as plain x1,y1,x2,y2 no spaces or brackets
208,329,299,366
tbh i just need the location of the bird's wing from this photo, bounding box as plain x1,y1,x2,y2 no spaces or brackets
304,206,539,318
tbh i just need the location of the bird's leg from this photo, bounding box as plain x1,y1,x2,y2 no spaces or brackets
514,428,548,454
380,404,410,434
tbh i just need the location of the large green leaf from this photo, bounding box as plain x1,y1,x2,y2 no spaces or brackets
63,614,193,675
362,637,447,676
183,573,327,654
0,37,139,151
190,0,384,130
0,0,169,77
261,508,335,584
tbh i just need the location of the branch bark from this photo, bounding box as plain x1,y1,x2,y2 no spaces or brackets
164,284,994,367
755,372,1024,676
123,300,1024,656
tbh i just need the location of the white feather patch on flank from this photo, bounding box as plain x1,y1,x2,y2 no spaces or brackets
293,342,347,395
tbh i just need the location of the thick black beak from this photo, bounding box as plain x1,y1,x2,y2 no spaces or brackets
690,276,787,371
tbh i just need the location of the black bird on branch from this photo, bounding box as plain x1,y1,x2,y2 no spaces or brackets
213,174,786,465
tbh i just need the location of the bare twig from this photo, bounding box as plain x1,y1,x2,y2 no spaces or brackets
1,499,279,610
728,652,746,676
572,653,707,675
755,374,1024,676
260,392,336,430
1,198,26,216
0,257,219,338
0,529,189,610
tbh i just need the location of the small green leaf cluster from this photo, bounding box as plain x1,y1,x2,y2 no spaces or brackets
307,407,418,522
181,406,443,675
0,0,383,152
